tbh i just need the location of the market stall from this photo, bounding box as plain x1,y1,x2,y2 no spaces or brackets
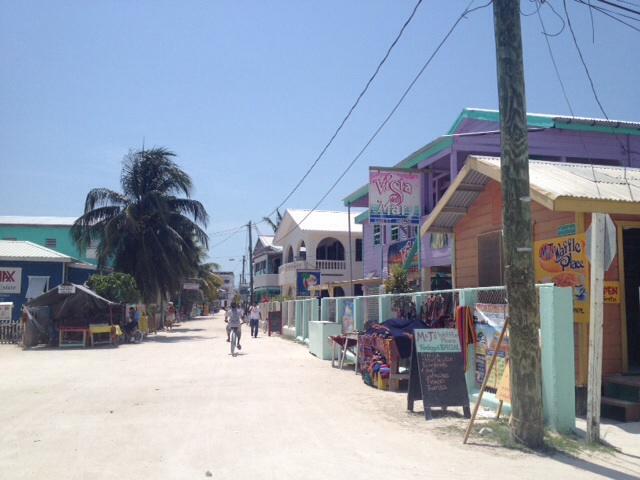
25,283,124,348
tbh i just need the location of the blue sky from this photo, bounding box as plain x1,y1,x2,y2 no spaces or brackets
1,1,638,277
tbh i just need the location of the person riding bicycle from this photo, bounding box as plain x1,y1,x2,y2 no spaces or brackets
125,306,140,337
225,301,245,350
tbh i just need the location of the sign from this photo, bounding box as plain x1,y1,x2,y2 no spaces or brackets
586,214,617,271
58,284,76,295
0,267,22,294
603,281,620,304
557,223,576,237
342,300,354,334
182,282,200,290
534,233,590,323
296,271,320,297
388,238,420,282
496,361,511,404
267,311,282,336
369,168,421,225
407,329,471,420
0,302,13,321
473,303,509,389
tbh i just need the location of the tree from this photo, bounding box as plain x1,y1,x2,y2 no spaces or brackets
70,147,209,303
262,208,283,233
86,272,141,304
383,264,413,318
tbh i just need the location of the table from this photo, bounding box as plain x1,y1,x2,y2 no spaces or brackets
89,324,122,347
58,327,89,348
330,333,360,373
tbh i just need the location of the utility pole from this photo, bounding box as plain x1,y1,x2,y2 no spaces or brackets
493,0,544,448
248,220,254,303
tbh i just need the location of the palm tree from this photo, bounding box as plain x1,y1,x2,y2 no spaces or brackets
262,208,283,233
70,147,209,303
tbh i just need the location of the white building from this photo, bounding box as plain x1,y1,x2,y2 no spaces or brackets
273,209,363,298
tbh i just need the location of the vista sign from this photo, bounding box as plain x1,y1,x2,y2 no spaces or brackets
369,168,421,225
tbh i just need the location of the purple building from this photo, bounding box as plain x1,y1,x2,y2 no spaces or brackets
342,108,640,292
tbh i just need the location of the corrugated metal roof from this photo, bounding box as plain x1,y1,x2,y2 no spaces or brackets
0,240,74,262
421,157,640,235
0,216,78,226
285,209,363,233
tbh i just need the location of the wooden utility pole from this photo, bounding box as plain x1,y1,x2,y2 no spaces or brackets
493,0,544,448
587,213,606,443
248,221,254,303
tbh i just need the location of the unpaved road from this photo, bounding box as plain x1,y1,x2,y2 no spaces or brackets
2,313,639,480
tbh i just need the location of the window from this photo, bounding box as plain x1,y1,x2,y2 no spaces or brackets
391,225,399,241
373,224,381,247
45,238,57,248
26,276,49,300
477,231,504,287
355,239,363,262
86,240,99,259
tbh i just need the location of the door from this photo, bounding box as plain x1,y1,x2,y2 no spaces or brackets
623,228,640,372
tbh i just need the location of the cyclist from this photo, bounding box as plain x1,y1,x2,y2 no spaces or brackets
225,301,245,350
124,306,140,338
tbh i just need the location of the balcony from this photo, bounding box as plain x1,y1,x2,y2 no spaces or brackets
253,273,279,289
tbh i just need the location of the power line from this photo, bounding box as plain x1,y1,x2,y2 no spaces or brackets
273,0,490,245
563,0,636,200
263,0,425,223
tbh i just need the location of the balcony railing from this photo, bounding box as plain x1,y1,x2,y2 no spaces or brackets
279,260,347,273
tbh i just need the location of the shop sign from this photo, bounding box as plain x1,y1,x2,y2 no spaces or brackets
296,271,320,297
473,303,509,389
183,282,200,290
0,268,21,294
369,168,421,225
388,238,420,281
0,302,13,321
603,281,620,304
557,223,576,237
534,233,589,323
58,284,76,295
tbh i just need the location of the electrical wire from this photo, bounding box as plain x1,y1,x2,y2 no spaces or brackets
563,0,635,200
273,0,491,245
262,0,425,223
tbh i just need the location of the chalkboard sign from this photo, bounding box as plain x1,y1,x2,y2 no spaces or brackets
407,329,471,420
268,311,282,336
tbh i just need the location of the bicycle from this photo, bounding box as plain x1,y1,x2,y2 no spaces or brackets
228,321,245,357
116,323,143,345
229,326,239,356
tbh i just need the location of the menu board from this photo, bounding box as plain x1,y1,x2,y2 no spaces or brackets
267,311,282,336
407,329,471,419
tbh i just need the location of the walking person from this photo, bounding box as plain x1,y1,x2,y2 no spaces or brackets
165,302,176,331
225,301,245,350
248,300,262,338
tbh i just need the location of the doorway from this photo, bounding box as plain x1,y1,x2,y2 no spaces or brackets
623,227,640,372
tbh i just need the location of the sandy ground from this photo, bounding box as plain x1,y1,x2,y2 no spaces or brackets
1,312,639,480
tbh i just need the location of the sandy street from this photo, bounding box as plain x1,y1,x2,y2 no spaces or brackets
1,312,639,480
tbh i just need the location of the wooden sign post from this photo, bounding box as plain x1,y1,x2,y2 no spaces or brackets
407,329,471,420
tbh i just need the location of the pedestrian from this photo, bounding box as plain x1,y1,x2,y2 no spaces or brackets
248,300,262,338
126,306,140,337
165,302,176,331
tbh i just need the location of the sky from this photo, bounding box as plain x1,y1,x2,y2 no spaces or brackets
1,0,639,278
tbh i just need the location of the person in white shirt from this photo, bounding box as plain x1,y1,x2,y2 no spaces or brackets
225,302,245,349
248,301,262,338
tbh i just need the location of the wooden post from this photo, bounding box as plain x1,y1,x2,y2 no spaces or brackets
493,0,544,448
587,213,606,443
